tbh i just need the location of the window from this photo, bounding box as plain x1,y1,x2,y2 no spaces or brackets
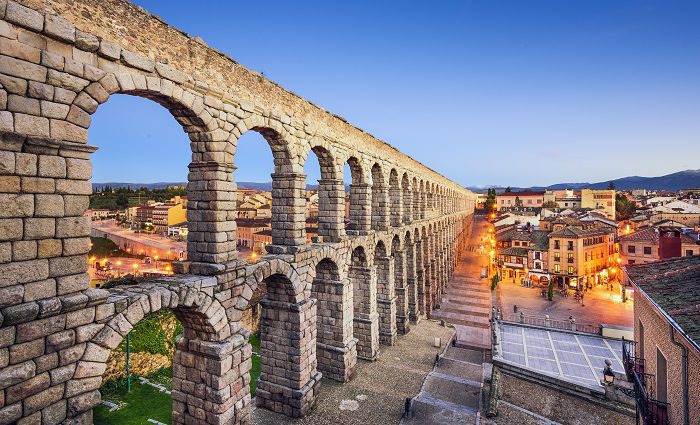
554,264,561,273
628,245,636,254
554,252,561,261
514,241,520,246
567,253,574,263
535,252,541,260
516,257,523,264
628,259,636,264
643,246,652,255
656,349,667,403
554,240,560,249
687,250,695,257
567,241,574,251
567,266,574,275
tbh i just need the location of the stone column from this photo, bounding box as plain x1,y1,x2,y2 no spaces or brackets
313,277,357,382
389,185,403,227
371,184,390,231
393,249,410,335
172,334,250,424
348,183,371,235
375,255,397,346
415,240,426,317
316,178,346,243
270,172,307,248
187,161,237,275
420,191,427,219
405,242,420,324
351,265,380,360
256,297,321,417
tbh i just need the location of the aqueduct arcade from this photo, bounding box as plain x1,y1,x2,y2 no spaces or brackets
0,0,476,423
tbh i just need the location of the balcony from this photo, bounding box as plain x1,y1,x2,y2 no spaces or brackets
622,341,670,425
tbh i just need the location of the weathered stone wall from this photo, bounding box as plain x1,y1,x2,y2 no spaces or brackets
0,0,477,423
634,288,700,425
491,365,635,425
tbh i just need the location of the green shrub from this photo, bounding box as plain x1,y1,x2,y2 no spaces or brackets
491,274,499,291
547,280,554,301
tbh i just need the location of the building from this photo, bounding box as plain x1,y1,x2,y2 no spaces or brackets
496,190,545,210
581,188,616,219
624,256,700,425
548,225,616,289
135,202,187,234
544,189,582,209
619,226,700,265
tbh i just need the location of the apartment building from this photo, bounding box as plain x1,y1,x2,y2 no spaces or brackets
581,189,616,219
548,225,616,289
496,190,545,210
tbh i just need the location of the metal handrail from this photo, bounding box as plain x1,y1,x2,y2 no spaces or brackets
504,313,601,335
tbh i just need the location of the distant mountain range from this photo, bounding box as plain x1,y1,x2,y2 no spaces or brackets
466,170,700,193
92,170,700,194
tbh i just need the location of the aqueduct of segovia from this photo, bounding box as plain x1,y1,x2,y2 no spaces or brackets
0,0,476,423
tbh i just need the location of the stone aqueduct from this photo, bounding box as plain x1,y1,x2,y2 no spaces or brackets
0,0,477,423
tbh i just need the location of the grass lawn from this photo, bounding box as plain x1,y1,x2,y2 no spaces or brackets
250,333,261,395
95,333,262,424
94,380,172,425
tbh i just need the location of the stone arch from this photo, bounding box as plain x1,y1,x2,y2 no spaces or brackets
412,176,420,221
302,140,345,243
413,227,426,316
401,172,412,225
371,162,389,231
312,257,357,382
404,230,419,324
389,168,402,227
350,246,379,360
374,240,396,346
74,281,236,424
242,259,305,305
256,270,321,416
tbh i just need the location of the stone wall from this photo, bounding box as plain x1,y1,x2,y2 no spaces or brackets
0,0,477,423
489,365,635,425
634,288,700,425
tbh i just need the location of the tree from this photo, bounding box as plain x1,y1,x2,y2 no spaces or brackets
616,194,637,220
547,280,554,301
608,181,616,190
542,201,559,209
491,274,500,291
484,188,497,212
504,186,512,193
514,196,523,207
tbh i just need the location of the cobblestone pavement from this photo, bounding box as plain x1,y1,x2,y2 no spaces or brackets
252,320,454,425
432,218,492,349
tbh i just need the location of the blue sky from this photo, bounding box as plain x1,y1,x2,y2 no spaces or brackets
90,0,700,187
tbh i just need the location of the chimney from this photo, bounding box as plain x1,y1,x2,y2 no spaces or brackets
658,227,682,259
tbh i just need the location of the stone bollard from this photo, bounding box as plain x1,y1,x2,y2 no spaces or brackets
519,311,525,323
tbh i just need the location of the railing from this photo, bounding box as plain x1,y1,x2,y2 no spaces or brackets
621,340,670,425
504,313,601,335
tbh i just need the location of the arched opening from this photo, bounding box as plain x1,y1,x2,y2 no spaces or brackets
234,131,277,260
419,180,426,219
412,177,420,221
345,157,370,235
371,163,388,231
257,273,320,416
402,173,412,225
350,246,379,360
87,285,237,425
89,94,192,289
389,169,402,227
304,145,344,243
312,258,356,382
375,241,397,345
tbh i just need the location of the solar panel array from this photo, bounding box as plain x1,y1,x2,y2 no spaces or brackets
499,323,625,390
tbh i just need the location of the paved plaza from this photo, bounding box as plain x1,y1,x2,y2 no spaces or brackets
252,320,455,425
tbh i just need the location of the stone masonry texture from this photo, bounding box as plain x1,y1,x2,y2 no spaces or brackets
0,0,477,423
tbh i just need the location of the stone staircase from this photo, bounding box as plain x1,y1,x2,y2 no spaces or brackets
404,343,489,424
